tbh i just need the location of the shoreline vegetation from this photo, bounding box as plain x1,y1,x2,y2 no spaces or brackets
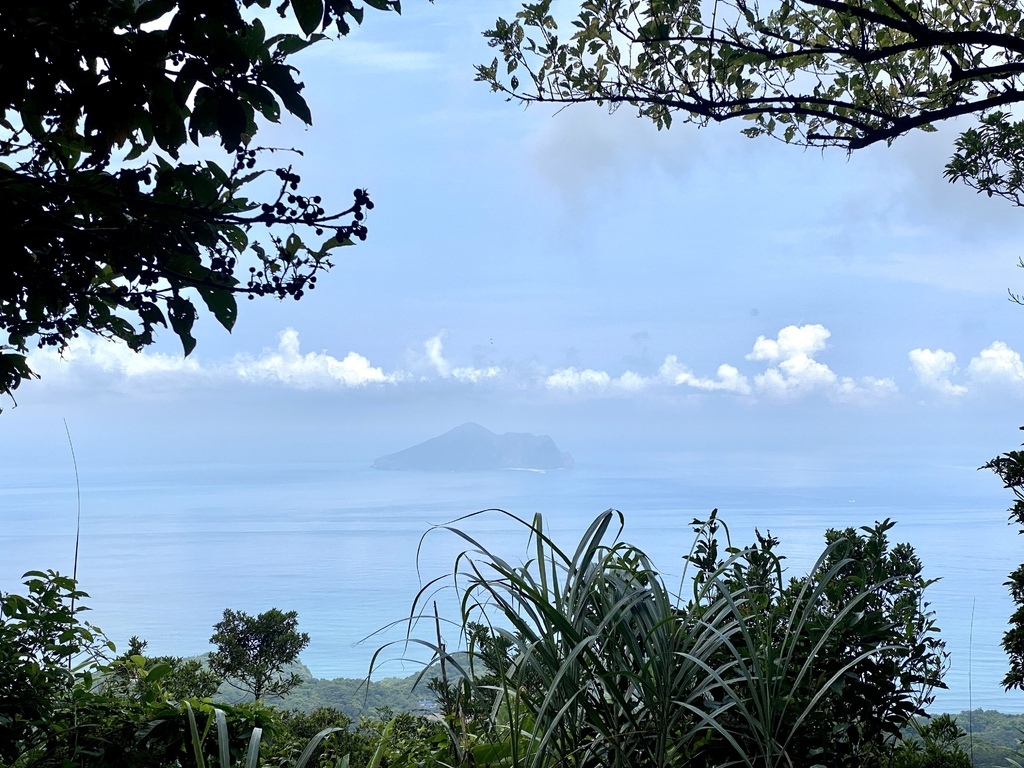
287,677,1024,768
223,664,1024,768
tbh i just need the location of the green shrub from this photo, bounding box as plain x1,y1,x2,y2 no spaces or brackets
0,570,108,764
411,509,949,768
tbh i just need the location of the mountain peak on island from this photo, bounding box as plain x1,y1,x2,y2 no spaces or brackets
373,423,574,472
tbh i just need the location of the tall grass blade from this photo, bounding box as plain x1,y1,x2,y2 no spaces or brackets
244,727,263,768
294,727,346,768
185,701,206,768
366,717,396,768
214,708,229,768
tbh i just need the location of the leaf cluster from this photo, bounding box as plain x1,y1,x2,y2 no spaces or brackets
0,570,104,763
692,514,947,767
983,434,1024,691
476,0,1024,240
103,636,223,703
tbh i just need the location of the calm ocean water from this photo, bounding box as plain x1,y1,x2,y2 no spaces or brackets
2,460,1022,714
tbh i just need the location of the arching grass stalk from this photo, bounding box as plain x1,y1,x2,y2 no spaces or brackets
406,509,748,767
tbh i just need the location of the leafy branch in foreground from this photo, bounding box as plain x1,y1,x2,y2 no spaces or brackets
0,570,105,763
479,0,1024,149
985,430,1024,691
0,0,399,404
477,0,1024,242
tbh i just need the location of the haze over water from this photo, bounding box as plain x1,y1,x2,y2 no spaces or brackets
2,454,1018,715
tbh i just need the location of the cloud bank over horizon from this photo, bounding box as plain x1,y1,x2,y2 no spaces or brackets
909,341,1024,396
22,324,1024,404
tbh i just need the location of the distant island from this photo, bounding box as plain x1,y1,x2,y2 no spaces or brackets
373,423,574,471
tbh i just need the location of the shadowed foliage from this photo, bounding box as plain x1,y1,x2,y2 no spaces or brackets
0,0,400,404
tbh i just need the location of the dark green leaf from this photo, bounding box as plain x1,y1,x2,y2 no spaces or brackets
261,64,312,124
134,0,175,24
196,284,239,331
290,0,325,36
167,296,198,356
271,32,326,56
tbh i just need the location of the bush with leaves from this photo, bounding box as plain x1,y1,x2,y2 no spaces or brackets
0,570,109,763
685,513,946,768
0,570,288,768
890,714,972,768
353,707,450,768
260,707,365,768
410,509,948,768
102,636,222,703
984,431,1024,690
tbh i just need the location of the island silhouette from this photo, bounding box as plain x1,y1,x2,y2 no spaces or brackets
373,422,574,471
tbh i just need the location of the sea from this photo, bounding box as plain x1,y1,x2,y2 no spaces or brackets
2,459,1022,715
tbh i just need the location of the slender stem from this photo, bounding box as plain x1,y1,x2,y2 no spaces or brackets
64,418,81,672
969,598,975,766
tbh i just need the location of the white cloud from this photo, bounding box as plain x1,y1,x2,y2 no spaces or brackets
659,356,751,394
545,366,672,394
742,324,890,400
713,364,752,394
616,370,649,392
423,333,501,383
908,342,1024,397
233,329,398,388
23,325,902,405
747,324,831,362
546,367,612,392
967,341,1024,390
834,375,899,403
27,336,204,380
425,334,449,376
755,353,837,396
908,348,968,396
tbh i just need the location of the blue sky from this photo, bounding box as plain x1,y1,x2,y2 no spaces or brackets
3,0,1024,493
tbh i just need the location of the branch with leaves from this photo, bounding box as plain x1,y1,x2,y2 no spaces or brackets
478,0,1024,147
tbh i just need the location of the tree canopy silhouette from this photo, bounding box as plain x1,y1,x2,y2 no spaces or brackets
0,0,401,405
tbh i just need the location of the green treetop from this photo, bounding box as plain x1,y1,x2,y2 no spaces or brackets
209,607,310,701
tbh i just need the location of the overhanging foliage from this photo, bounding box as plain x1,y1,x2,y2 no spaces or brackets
0,0,400,404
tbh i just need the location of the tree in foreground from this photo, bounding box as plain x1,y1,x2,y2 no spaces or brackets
0,0,401,406
0,570,98,763
209,607,310,701
478,0,1024,228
